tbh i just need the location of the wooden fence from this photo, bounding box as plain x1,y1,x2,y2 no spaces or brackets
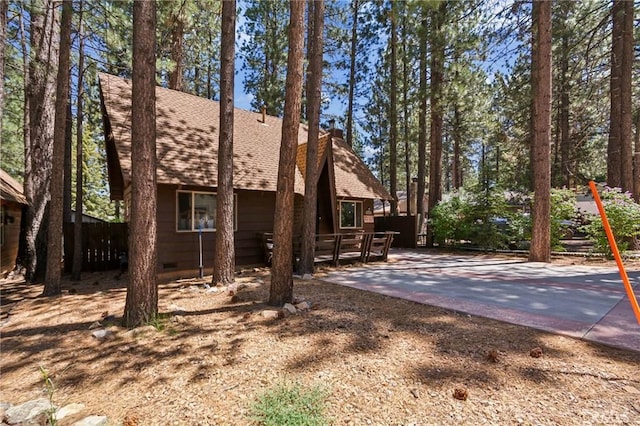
374,215,419,248
63,222,128,272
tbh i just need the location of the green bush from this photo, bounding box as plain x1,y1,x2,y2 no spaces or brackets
249,383,329,426
549,188,578,251
430,188,524,250
582,187,640,255
429,189,473,246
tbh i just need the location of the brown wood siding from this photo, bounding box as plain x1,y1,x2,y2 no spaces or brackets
1,201,23,274
156,185,277,271
293,194,304,236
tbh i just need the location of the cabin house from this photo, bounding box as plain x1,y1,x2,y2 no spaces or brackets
99,73,391,275
0,169,27,275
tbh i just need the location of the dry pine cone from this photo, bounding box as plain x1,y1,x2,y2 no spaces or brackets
530,347,543,358
453,388,468,401
486,349,500,363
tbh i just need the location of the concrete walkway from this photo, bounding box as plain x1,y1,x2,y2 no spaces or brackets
322,250,640,352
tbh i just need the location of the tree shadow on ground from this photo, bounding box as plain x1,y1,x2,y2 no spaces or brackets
1,268,639,406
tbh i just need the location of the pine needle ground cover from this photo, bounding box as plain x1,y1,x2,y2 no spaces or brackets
1,258,639,425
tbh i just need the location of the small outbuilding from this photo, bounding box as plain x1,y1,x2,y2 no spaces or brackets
0,169,27,275
99,73,391,276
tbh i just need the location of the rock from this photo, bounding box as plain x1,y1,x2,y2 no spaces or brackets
261,310,282,319
72,415,108,426
302,274,313,280
283,303,297,314
206,287,219,293
91,329,112,340
0,402,12,422
410,389,420,399
88,321,102,330
227,283,238,295
4,398,52,425
55,403,85,420
168,304,186,315
295,301,311,311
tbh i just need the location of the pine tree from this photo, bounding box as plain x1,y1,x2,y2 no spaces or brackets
299,0,324,275
124,0,158,328
213,0,236,287
43,0,72,296
241,0,289,116
22,0,59,282
269,0,305,306
529,0,552,263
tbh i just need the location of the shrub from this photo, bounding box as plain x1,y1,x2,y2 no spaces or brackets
583,187,640,255
549,188,578,251
429,190,474,246
249,383,328,426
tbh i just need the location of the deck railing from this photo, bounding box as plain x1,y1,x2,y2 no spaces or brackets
260,231,396,267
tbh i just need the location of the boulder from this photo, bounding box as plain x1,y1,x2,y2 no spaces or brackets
72,415,108,426
91,329,112,340
295,301,311,311
261,310,281,319
55,403,85,420
283,303,297,314
4,398,51,425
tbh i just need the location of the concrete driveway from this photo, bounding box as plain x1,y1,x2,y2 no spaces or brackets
322,250,640,352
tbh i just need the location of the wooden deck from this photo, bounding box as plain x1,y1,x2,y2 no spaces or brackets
260,231,396,267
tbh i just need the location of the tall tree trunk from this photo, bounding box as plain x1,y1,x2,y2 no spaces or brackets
389,2,398,215
559,26,571,188
72,1,85,281
529,0,552,263
416,16,427,229
43,0,72,296
213,0,236,287
63,97,72,222
346,0,358,147
426,4,445,248
607,0,623,188
299,0,324,275
401,4,410,214
0,0,6,150
452,104,462,189
23,0,59,282
269,0,305,306
124,0,158,328
619,0,633,193
634,111,640,202
168,2,185,91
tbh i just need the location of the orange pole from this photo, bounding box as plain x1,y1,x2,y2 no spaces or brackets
589,181,640,326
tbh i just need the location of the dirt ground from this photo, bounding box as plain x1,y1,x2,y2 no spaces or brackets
1,255,640,425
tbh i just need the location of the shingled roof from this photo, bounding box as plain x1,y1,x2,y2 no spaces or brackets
99,73,390,201
0,169,27,205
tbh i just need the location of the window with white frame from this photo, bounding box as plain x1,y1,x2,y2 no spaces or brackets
339,200,363,229
176,191,236,232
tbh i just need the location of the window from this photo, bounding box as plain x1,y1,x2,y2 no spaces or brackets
339,200,363,229
176,191,236,232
